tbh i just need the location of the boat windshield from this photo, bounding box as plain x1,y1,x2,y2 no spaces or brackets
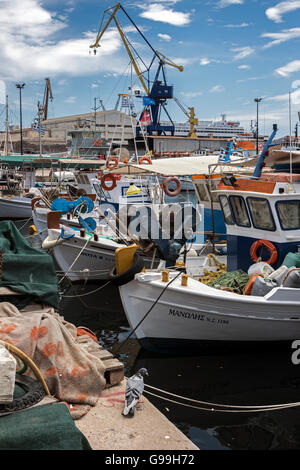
247,197,276,231
276,200,300,230
219,195,234,225
229,195,251,227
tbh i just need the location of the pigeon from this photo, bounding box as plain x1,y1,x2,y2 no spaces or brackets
122,368,149,417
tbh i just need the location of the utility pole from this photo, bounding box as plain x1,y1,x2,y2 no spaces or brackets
16,83,25,155
254,97,262,154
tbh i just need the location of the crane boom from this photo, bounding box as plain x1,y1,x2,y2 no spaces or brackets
90,3,185,136
43,78,53,121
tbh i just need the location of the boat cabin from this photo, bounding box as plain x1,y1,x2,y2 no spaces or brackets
215,173,300,272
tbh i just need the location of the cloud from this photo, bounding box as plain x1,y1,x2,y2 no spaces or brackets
157,33,172,41
217,0,244,7
0,80,6,104
224,22,249,27
200,58,211,65
209,85,225,93
64,96,77,104
238,64,251,69
266,1,300,23
275,60,300,76
139,3,191,26
231,46,255,60
266,88,300,105
180,91,203,98
262,27,300,48
0,0,130,80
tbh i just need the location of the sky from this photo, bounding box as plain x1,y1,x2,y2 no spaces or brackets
0,0,300,137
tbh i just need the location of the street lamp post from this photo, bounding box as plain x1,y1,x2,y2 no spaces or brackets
16,83,25,155
254,97,262,154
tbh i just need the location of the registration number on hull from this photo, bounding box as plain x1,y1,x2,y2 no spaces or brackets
169,309,229,325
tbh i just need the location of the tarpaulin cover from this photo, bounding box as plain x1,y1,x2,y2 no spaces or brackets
0,403,92,450
0,221,59,309
0,301,107,419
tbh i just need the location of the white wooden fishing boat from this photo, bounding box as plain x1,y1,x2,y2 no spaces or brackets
118,169,300,352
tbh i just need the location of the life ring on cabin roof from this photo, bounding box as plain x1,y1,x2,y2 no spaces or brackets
163,177,182,197
138,156,152,165
106,157,119,170
250,239,278,265
101,173,117,191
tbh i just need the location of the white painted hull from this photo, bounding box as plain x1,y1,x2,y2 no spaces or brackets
48,228,121,281
0,196,32,219
119,271,300,351
32,207,49,241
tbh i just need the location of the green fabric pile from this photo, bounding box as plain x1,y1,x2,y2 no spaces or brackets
0,221,59,308
208,269,250,293
0,403,92,450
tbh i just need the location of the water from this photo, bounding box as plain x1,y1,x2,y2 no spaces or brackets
15,218,300,450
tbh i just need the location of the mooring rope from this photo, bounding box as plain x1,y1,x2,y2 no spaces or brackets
143,383,300,411
142,389,298,413
58,234,93,285
60,280,111,298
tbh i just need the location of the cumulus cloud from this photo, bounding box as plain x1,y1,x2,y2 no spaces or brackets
262,27,300,48
217,0,244,7
275,60,300,76
266,1,300,23
139,3,191,26
157,33,172,41
224,22,249,28
231,46,255,60
0,80,6,104
238,64,251,69
64,96,77,104
180,91,203,98
0,0,131,81
209,85,225,93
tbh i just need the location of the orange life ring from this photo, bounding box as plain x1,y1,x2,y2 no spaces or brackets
250,240,278,265
106,157,119,170
163,177,182,197
244,274,260,295
139,156,152,165
101,174,117,191
92,139,102,147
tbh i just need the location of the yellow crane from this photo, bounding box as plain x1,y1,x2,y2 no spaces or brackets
90,3,196,137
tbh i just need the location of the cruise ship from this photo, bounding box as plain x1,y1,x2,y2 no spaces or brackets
162,114,251,139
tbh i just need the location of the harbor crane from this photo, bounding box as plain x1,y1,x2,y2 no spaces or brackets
90,3,197,137
41,78,53,121
173,97,199,139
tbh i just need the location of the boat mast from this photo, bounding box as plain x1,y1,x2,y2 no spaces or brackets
5,95,9,156
289,91,293,182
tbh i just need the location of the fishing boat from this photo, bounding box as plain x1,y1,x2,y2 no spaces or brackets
117,137,300,352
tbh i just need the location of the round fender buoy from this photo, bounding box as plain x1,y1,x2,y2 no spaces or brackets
106,157,119,170
138,156,152,165
101,173,117,191
250,240,278,265
163,177,182,197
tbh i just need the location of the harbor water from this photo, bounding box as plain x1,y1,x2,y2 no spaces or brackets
15,217,300,450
